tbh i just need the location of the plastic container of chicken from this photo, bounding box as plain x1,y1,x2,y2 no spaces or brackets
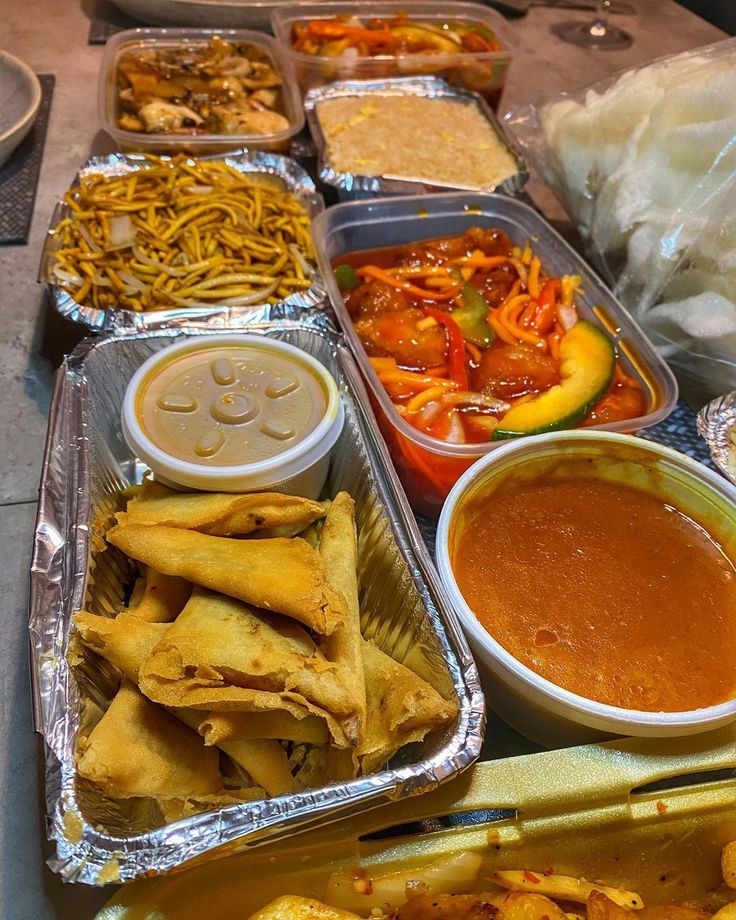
98,27,304,155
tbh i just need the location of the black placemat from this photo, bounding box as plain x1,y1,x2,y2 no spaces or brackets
0,74,55,246
88,0,142,44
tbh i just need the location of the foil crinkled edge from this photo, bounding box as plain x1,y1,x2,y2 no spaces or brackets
697,390,736,483
304,76,529,200
38,149,326,332
29,309,485,885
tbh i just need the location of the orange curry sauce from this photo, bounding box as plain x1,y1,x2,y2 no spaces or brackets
452,471,736,712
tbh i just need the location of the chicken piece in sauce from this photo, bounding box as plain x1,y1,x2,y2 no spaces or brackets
348,281,447,370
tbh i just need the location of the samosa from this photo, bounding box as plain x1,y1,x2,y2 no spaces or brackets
139,588,362,747
121,481,329,537
107,523,345,635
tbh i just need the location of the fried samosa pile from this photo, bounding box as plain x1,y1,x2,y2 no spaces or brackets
72,482,457,821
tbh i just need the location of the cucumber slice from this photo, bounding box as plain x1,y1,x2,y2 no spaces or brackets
388,24,462,52
492,321,615,440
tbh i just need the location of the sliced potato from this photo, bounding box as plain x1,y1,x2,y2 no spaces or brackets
588,890,637,920
247,896,361,919
712,906,736,920
325,852,483,914
490,871,643,911
723,842,736,890
498,891,569,920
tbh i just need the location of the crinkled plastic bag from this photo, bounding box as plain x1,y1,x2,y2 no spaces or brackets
505,37,736,401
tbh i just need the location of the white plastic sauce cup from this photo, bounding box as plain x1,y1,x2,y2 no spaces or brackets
436,430,736,746
122,334,344,498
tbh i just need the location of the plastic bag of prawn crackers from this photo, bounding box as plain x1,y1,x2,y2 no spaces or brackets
504,37,736,403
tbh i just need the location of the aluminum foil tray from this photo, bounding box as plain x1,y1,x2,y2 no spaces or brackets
39,151,326,333
304,76,529,201
29,309,484,885
698,390,736,483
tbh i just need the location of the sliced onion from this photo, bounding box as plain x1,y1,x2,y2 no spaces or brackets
132,244,190,277
184,185,214,195
445,410,466,444
77,223,101,253
558,304,578,331
442,391,510,412
162,281,278,307
288,243,313,278
117,270,149,294
51,267,83,287
91,272,113,287
418,400,444,427
108,214,136,248
224,282,279,305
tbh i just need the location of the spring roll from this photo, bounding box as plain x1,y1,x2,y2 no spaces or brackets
358,640,459,774
319,492,366,747
77,680,223,799
127,565,191,623
199,711,329,747
121,481,329,537
139,588,360,746
107,524,345,635
73,611,170,683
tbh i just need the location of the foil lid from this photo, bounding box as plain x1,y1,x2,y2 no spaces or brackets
39,150,326,332
697,390,736,483
29,309,484,885
304,76,529,199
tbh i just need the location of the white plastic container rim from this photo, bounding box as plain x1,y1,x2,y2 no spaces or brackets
122,333,344,491
436,430,736,737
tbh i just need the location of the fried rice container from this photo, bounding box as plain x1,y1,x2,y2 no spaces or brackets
99,726,736,917
28,310,483,885
311,192,679,516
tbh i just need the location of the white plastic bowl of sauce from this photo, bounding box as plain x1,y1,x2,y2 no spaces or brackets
122,334,344,497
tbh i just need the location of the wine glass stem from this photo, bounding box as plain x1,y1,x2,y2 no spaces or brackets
591,0,610,35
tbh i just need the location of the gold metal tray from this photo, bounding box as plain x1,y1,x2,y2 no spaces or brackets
98,725,736,918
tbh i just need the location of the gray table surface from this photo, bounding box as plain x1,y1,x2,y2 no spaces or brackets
0,1,726,917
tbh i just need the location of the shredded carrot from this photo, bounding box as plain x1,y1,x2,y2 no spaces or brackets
465,340,482,364
452,254,513,270
506,319,547,349
378,369,459,391
489,311,517,345
527,256,542,299
501,293,531,326
496,279,522,314
524,871,541,884
369,357,398,372
405,385,448,413
548,332,562,361
358,265,459,301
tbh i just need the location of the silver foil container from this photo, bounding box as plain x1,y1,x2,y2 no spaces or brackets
698,390,736,483
38,151,326,332
305,76,529,201
29,309,484,885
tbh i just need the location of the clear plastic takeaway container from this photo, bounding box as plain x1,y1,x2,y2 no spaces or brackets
99,28,304,155
271,1,517,111
311,193,679,516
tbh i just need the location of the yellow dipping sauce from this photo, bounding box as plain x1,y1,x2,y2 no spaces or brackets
136,342,327,467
